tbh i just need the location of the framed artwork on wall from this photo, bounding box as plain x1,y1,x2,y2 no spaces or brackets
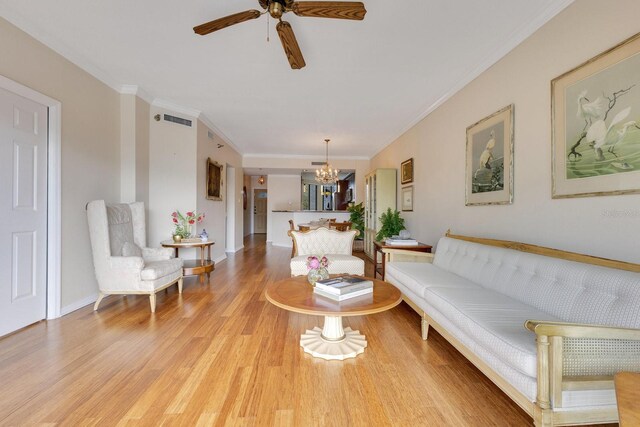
401,186,413,211
401,158,414,184
206,157,223,201
243,185,247,209
465,104,514,206
552,32,640,198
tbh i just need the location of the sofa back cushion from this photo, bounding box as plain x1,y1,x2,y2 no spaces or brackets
291,228,356,256
433,237,640,328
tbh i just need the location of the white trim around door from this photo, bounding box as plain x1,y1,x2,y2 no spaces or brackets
0,74,62,320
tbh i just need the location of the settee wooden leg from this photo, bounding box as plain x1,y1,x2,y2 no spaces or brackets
421,317,430,340
178,277,183,294
149,293,156,313
94,292,105,311
534,405,554,427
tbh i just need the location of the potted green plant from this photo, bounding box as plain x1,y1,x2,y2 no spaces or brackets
347,202,364,238
376,208,405,242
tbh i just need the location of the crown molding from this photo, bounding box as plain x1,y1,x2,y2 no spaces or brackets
371,0,575,159
151,98,201,118
197,114,244,155
0,6,123,93
243,153,369,161
120,84,154,105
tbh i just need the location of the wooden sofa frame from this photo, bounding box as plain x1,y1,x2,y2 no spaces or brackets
383,231,640,427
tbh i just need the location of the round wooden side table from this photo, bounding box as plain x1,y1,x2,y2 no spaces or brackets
161,239,215,283
265,276,401,360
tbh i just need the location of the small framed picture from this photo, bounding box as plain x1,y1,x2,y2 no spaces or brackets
401,186,414,211
401,158,414,184
465,105,514,206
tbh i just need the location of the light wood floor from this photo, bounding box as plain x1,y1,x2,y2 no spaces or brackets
0,235,534,426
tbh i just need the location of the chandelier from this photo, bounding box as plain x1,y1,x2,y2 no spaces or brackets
315,139,340,184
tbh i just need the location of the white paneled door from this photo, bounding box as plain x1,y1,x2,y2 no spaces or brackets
0,87,48,337
254,190,267,234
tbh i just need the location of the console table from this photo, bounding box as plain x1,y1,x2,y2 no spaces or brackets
161,239,214,284
373,241,432,279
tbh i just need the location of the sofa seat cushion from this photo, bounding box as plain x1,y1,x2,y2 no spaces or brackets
424,286,560,378
140,259,183,281
290,254,364,277
385,262,480,298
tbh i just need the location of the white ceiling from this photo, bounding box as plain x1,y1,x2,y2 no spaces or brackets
0,0,571,157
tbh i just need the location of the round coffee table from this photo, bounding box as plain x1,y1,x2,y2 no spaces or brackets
265,276,401,360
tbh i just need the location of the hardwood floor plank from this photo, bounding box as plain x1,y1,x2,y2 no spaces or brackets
0,235,541,426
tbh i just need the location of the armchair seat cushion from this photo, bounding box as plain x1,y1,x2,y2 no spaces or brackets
140,259,183,281
290,254,364,276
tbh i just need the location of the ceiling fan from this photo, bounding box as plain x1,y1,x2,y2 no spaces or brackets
193,1,367,70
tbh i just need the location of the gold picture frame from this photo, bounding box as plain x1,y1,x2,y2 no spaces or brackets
206,158,223,201
552,32,640,198
465,105,514,206
401,158,414,184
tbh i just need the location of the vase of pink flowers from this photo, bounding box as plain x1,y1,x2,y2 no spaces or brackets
171,210,204,240
306,256,329,286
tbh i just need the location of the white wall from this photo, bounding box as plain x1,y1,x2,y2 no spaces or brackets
196,120,243,262
0,17,121,309
266,175,301,243
370,0,640,263
148,107,197,247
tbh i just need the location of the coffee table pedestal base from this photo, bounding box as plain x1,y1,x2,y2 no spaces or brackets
299,316,367,360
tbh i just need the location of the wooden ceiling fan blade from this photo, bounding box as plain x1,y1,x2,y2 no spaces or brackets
193,10,262,35
276,21,306,70
292,2,366,20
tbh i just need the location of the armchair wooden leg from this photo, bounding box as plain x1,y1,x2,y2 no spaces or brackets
149,293,157,313
421,317,430,340
94,292,106,311
178,277,183,294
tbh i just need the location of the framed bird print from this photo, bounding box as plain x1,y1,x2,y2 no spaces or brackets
552,31,640,198
465,104,514,206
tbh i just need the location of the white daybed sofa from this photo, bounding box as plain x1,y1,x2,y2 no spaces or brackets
384,232,640,427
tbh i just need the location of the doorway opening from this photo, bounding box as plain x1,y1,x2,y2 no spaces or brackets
225,165,235,252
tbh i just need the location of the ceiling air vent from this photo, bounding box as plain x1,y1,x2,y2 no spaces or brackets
311,161,325,165
163,114,192,127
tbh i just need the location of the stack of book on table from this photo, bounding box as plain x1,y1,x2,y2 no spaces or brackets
385,235,418,246
314,276,373,301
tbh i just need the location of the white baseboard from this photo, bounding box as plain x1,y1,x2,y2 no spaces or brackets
225,245,244,254
271,243,293,248
213,254,227,264
60,293,98,316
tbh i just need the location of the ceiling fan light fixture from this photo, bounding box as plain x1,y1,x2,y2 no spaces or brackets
269,2,284,19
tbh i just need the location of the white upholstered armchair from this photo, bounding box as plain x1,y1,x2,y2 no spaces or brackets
289,227,364,276
87,200,183,312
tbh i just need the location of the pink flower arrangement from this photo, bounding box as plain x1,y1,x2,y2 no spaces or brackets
172,210,204,238
306,256,329,271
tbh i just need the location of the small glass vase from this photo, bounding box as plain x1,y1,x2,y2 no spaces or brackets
307,267,329,286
